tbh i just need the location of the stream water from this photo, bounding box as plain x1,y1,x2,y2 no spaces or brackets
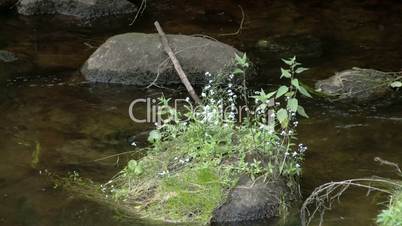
0,1,401,226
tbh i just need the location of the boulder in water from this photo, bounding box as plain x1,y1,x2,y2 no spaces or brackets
212,176,295,223
315,67,401,103
81,33,247,86
17,0,137,19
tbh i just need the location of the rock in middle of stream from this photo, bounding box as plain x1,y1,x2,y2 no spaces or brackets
17,0,137,19
81,33,245,86
315,67,401,103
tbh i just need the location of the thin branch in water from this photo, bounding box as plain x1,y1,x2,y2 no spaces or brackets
219,5,245,37
129,0,147,26
374,157,402,175
92,150,139,162
300,177,402,226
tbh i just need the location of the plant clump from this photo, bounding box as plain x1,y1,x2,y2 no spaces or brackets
84,55,312,224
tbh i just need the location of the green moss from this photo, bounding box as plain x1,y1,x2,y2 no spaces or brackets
377,190,402,226
145,166,226,223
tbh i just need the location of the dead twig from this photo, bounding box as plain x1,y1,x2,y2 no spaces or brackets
218,5,245,37
375,157,402,175
130,0,147,26
154,21,201,104
301,177,402,226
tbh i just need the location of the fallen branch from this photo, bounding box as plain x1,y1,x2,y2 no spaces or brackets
154,21,201,104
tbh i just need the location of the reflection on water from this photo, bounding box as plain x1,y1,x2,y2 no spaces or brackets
1,1,402,225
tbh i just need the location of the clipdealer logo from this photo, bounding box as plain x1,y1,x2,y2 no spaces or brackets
128,98,276,124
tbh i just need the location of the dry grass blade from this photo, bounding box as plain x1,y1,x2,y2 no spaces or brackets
300,177,402,226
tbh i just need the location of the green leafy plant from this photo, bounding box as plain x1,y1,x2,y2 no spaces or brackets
99,54,311,223
377,190,402,226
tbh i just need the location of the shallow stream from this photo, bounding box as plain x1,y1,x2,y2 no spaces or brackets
0,1,401,225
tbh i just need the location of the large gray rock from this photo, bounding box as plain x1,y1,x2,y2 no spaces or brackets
315,67,400,103
81,33,244,86
212,176,294,223
17,0,137,19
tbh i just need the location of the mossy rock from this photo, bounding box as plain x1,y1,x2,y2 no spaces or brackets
315,67,401,103
212,176,296,223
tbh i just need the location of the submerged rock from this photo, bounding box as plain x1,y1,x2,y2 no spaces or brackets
0,0,17,10
17,0,137,19
0,50,18,63
256,34,322,59
212,176,294,223
315,67,400,103
81,33,245,86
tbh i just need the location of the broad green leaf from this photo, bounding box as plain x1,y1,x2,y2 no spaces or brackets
128,160,138,171
297,85,312,98
297,105,309,118
390,81,402,88
127,160,143,175
276,86,289,98
148,130,162,143
233,68,244,75
266,91,277,99
135,166,144,175
281,68,291,78
295,67,309,74
285,91,295,97
291,79,300,89
287,98,298,112
242,53,247,62
276,108,288,128
235,53,242,62
282,57,296,65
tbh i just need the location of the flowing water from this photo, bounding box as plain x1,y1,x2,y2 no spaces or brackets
0,1,402,225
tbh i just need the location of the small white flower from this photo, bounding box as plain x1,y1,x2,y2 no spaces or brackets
185,97,190,102
296,163,301,168
131,141,137,146
201,92,206,97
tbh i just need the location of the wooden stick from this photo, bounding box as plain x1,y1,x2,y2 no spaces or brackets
154,21,201,104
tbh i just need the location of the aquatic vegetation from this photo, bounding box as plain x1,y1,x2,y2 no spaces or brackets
377,190,402,226
96,55,312,223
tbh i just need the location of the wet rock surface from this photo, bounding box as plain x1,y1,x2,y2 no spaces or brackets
81,33,244,86
17,0,137,20
212,176,293,223
315,67,401,103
